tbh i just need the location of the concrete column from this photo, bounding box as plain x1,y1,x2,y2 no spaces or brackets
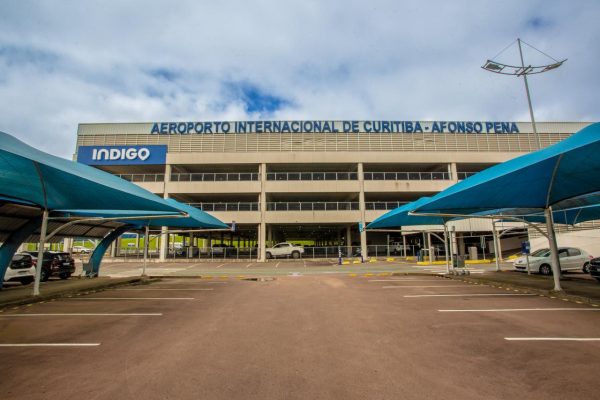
449,162,458,182
259,163,267,261
457,233,466,256
159,164,171,262
358,162,367,259
267,225,273,247
110,240,117,257
346,225,352,256
63,237,73,253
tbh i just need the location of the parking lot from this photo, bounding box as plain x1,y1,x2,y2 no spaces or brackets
1,273,599,399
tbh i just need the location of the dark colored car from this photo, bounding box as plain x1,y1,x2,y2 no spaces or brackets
589,257,600,282
26,251,76,281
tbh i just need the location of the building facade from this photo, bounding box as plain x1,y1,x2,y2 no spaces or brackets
75,120,590,261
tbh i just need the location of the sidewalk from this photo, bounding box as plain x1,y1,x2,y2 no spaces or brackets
0,276,147,308
445,270,600,305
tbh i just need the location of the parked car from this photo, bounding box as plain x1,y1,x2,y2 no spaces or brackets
72,246,92,254
25,251,76,281
513,247,593,275
3,253,36,285
211,244,236,257
265,242,304,259
588,257,600,282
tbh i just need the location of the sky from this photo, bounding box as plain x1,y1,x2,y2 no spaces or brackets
0,0,599,158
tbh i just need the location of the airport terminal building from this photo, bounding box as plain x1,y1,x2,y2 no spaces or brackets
75,120,591,261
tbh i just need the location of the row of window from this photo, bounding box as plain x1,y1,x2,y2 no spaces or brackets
118,171,479,182
189,202,408,212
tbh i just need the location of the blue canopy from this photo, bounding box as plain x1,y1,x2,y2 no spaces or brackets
489,204,600,226
0,131,179,213
367,197,455,229
56,200,228,230
413,123,600,215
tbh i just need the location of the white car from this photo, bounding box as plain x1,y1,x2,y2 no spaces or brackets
3,253,36,285
513,247,593,275
266,243,304,259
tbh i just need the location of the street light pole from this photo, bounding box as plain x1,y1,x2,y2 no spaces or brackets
517,38,541,150
482,39,566,150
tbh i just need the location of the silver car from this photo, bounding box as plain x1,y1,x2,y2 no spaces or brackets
513,247,593,275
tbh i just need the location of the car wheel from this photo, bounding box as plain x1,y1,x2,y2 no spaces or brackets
266,252,272,260
19,277,34,285
292,251,300,259
539,264,552,276
583,263,590,274
40,268,49,282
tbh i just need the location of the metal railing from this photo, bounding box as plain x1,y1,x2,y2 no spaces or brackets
363,171,450,180
117,174,164,182
267,172,358,181
267,202,360,211
457,171,478,180
171,172,259,182
365,201,409,210
189,202,260,212
113,244,431,260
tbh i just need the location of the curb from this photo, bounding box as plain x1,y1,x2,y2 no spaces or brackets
441,274,600,307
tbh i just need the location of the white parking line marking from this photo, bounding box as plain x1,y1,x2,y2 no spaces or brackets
383,285,474,289
0,343,101,347
215,263,226,268
114,288,213,291
404,294,536,298
438,308,600,312
275,262,280,268
0,313,162,317
505,338,600,342
245,263,253,268
65,297,195,300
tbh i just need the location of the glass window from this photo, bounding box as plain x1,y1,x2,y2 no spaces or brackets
568,248,581,256
530,248,550,257
267,173,276,181
325,172,336,180
385,172,396,180
300,173,312,180
288,173,300,181
558,249,569,258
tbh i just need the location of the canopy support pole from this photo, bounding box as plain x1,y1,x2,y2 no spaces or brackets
492,220,500,272
443,223,450,274
85,226,130,277
142,225,150,277
33,210,49,296
544,207,562,291
0,217,42,289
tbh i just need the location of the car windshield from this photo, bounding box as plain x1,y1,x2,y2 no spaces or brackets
530,248,550,257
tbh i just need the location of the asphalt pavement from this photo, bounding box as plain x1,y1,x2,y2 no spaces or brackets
1,274,599,399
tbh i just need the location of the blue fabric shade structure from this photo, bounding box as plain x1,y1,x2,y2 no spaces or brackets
367,197,452,229
412,123,600,215
0,131,179,213
0,131,228,292
412,123,600,291
367,197,457,273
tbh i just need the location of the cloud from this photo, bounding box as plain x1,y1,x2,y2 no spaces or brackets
0,0,598,158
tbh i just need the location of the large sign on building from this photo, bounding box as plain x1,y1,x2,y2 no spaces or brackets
77,145,168,165
150,120,521,135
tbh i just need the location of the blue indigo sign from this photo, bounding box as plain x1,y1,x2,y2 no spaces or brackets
78,145,167,165
149,120,520,135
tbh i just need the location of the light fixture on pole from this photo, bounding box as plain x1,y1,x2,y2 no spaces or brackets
482,38,566,150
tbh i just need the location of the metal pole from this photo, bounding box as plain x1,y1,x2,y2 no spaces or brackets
33,209,49,296
443,223,450,274
142,225,149,277
544,207,562,291
518,38,541,150
492,220,500,272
